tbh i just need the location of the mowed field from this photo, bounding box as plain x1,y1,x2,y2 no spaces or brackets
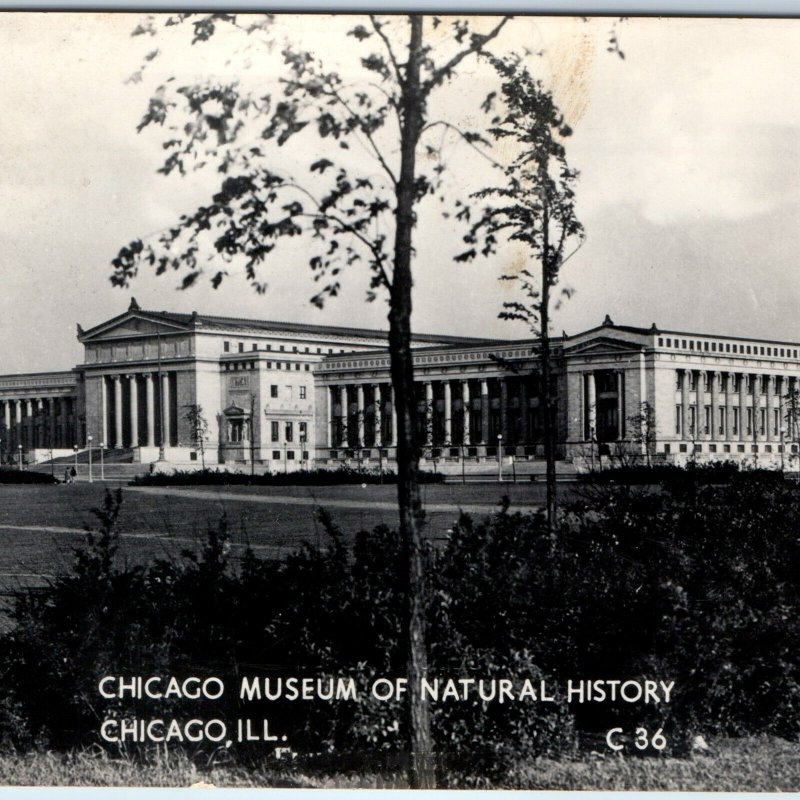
0,480,555,627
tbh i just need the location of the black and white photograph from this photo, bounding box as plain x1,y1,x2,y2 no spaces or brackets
0,10,799,791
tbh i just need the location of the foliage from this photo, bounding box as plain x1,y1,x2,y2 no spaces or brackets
0,468,58,485
129,465,444,486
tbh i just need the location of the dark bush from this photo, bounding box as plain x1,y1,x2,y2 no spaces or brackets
130,465,444,487
0,468,58,484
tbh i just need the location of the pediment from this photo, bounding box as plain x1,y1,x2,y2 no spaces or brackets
223,404,248,417
80,313,189,342
565,337,642,355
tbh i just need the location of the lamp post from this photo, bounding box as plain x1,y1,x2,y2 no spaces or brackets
99,442,105,481
87,435,93,484
497,433,503,482
17,444,22,471
73,444,78,480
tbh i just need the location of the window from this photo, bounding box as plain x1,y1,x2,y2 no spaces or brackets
224,341,230,352
280,345,285,352
252,343,258,351
679,443,687,453
718,407,725,436
238,342,244,353
299,386,307,399
305,347,309,353
295,363,301,371
317,347,322,354
285,422,294,442
267,344,272,351
675,405,682,435
302,451,309,461
664,443,671,454
271,421,279,442
272,450,281,460
676,371,683,390
747,408,753,435
733,407,739,435
328,348,333,354
689,372,697,390
270,385,278,398
299,421,308,441
689,406,696,435
666,338,672,346
287,450,295,460
267,361,272,369
658,337,663,346
738,444,745,453
305,364,310,371
293,346,298,353
704,405,710,435
723,444,730,453
276,362,281,370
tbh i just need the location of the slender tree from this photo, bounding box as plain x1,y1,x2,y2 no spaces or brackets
183,403,209,469
458,58,584,531
110,14,512,787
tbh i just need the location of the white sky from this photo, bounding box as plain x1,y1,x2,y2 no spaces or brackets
1,13,799,373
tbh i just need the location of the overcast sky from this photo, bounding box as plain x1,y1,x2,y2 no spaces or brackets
1,13,799,373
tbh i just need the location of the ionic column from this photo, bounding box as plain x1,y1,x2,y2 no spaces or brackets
443,381,452,444
616,370,625,440
500,379,509,441
113,376,123,448
725,373,734,442
145,373,155,447
161,373,171,448
462,381,471,446
356,384,365,447
100,377,108,447
424,382,433,446
681,370,690,441
480,379,489,444
374,384,383,448
587,372,597,440
738,373,747,442
753,374,761,442
766,374,774,441
710,372,719,441
326,386,334,447
129,375,139,447
340,385,348,446
3,400,10,432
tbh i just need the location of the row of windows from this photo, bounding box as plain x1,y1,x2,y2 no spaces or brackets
665,442,799,454
269,385,307,399
223,341,347,355
676,372,791,393
269,420,308,443
223,361,311,372
659,336,799,359
271,450,310,461
675,404,782,437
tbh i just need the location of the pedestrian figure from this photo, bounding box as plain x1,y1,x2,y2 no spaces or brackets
64,468,71,484
70,465,77,484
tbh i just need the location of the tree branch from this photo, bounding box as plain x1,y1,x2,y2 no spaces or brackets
370,15,404,86
420,120,503,169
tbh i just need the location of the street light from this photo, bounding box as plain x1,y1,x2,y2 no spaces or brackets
99,442,105,481
73,445,78,481
17,444,22,471
87,435,93,484
497,433,503,482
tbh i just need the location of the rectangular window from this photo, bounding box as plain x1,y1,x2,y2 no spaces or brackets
747,408,753,435
299,421,308,441
676,405,682,435
267,344,272,351
658,337,664,347
238,342,244,353
285,422,294,442
664,443,671,455
271,421,279,442
280,345,285,352
723,444,730,453
299,386,307,399
676,371,683,390
287,450,295,460
252,343,258,351
666,338,672,346
267,361,272,369
718,407,725,436
733,407,739,435
272,450,281,460
270,385,278,398
295,363,301,371
305,365,310,371
704,405,710,435
689,406,696,435
774,408,779,434
223,341,230,352
302,451,310,461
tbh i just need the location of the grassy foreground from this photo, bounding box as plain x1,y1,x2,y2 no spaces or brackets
0,737,798,789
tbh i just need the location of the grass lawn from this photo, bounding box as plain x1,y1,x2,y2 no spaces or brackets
0,737,797,789
0,481,557,628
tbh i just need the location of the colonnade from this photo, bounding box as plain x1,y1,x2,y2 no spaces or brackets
325,377,541,451
583,370,626,441
99,372,174,449
677,369,799,444
0,396,77,454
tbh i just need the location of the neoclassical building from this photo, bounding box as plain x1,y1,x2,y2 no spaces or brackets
1,301,799,471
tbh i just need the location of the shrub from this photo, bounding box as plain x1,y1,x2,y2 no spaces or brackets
0,468,58,485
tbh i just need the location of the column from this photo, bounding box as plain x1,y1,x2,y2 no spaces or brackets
587,372,597,440
766,374,774,441
129,375,139,447
59,399,68,448
390,386,397,447
113,376,123,448
462,381,471,446
356,384,365,447
100,377,108,447
374,384,383,447
145,373,155,447
161,373,171,448
518,380,528,445
3,400,10,432
681,370,690,441
500,379,509,442
752,375,761,442
696,370,706,440
326,386,334,447
443,381,452,444
738,373,747,442
725,373,734,442
616,370,625,440
480,379,489,444
340,385,348,446
424,381,433,446
710,372,719,441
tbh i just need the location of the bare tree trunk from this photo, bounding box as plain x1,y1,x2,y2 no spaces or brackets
540,204,557,534
389,15,434,790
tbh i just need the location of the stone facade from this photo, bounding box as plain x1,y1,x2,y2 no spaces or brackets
1,302,799,470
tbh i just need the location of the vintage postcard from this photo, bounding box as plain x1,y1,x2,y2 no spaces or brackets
0,11,798,792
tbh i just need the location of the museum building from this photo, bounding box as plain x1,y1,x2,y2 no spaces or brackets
1,299,799,471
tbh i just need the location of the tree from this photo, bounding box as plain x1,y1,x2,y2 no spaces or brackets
110,14,513,787
184,403,209,469
629,400,656,467
458,57,584,531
